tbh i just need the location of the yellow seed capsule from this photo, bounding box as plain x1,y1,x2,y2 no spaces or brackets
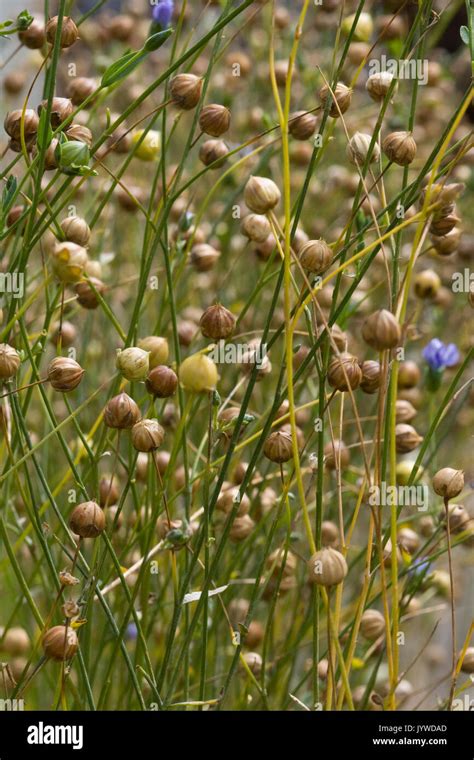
179,353,218,392
116,347,150,381
131,129,161,161
52,241,88,283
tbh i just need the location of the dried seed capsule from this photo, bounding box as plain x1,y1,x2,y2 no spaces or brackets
180,353,218,392
47,357,84,391
170,74,203,110
459,647,474,674
229,514,255,542
45,16,79,48
67,77,97,106
307,547,348,586
74,277,105,309
244,176,281,214
51,241,88,283
318,82,352,117
263,429,293,463
131,419,165,452
200,304,236,340
439,503,469,534
299,239,332,274
321,521,339,547
431,228,460,257
395,399,417,423
0,344,20,379
360,609,385,640
18,19,45,49
216,485,250,516
241,213,271,243
0,627,30,655
49,321,76,348
266,548,297,577
116,347,150,381
199,139,228,168
360,360,381,394
42,626,78,661
104,392,141,429
190,243,220,271
327,352,362,391
38,97,73,129
69,500,105,538
414,269,441,299
3,72,26,94
65,124,92,147
137,336,169,368
4,109,39,139
289,110,318,140
99,475,120,507
324,439,350,470
241,651,262,675
432,467,464,500
347,132,380,166
397,360,420,389
398,527,420,554
198,104,231,137
60,215,90,246
365,71,396,102
395,423,423,453
146,365,178,398
362,309,401,350
382,131,417,166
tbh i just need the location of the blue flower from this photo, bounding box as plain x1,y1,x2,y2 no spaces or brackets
126,623,138,641
152,0,174,29
422,339,459,371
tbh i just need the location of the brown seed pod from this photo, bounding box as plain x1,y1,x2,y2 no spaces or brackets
137,336,169,368
244,176,281,214
263,429,293,463
431,228,460,257
190,243,221,271
38,97,73,129
4,109,39,140
170,74,203,110
104,392,141,429
0,343,21,379
398,527,420,555
395,423,423,453
74,277,105,309
439,503,469,534
318,82,352,117
307,547,348,586
45,16,79,48
108,14,134,42
360,360,381,394
216,485,250,516
398,360,421,389
362,309,401,350
60,215,90,246
42,626,78,661
299,239,332,274
47,356,84,391
99,475,120,508
289,110,318,140
199,104,231,137
459,647,474,674
432,467,464,500
146,366,178,398
382,131,417,166
324,439,350,470
365,71,395,102
395,399,417,423
131,419,165,452
347,132,380,166
241,651,262,675
414,269,441,299
65,124,93,147
67,77,97,106
18,19,45,49
3,71,26,95
241,213,271,243
229,514,255,542
69,500,105,538
200,303,236,340
266,548,297,578
360,609,385,640
0,627,30,655
327,352,362,391
321,521,339,548
430,212,460,237
199,139,228,168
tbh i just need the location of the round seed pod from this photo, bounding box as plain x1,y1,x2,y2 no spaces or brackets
398,527,420,554
398,360,421,389
190,243,220,271
131,129,161,161
199,104,231,137
137,336,169,369
0,627,30,655
266,548,297,577
0,344,20,379
321,521,339,548
18,19,45,49
199,139,228,168
362,309,401,350
131,419,165,452
45,16,79,48
318,82,352,117
4,71,26,94
299,238,332,273
67,77,97,106
460,647,474,674
216,485,250,516
289,110,318,140
60,215,90,246
108,14,134,41
245,620,264,649
360,359,381,394
324,439,350,470
42,626,78,660
38,97,73,129
307,547,348,586
327,352,362,391
431,228,460,257
200,303,236,340
104,392,141,429
432,467,464,500
98,475,119,507
241,213,271,243
244,176,281,214
241,651,262,675
430,212,460,237
414,269,441,299
75,277,105,309
146,366,178,398
47,357,84,391
229,514,255,542
116,347,150,381
382,131,417,166
360,609,385,640
395,399,417,423
395,423,423,453
439,503,469,534
170,74,203,110
365,71,396,102
263,429,293,463
179,353,218,392
70,501,105,538
51,241,88,283
4,109,39,139
50,320,76,348
65,124,92,147
347,132,380,166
